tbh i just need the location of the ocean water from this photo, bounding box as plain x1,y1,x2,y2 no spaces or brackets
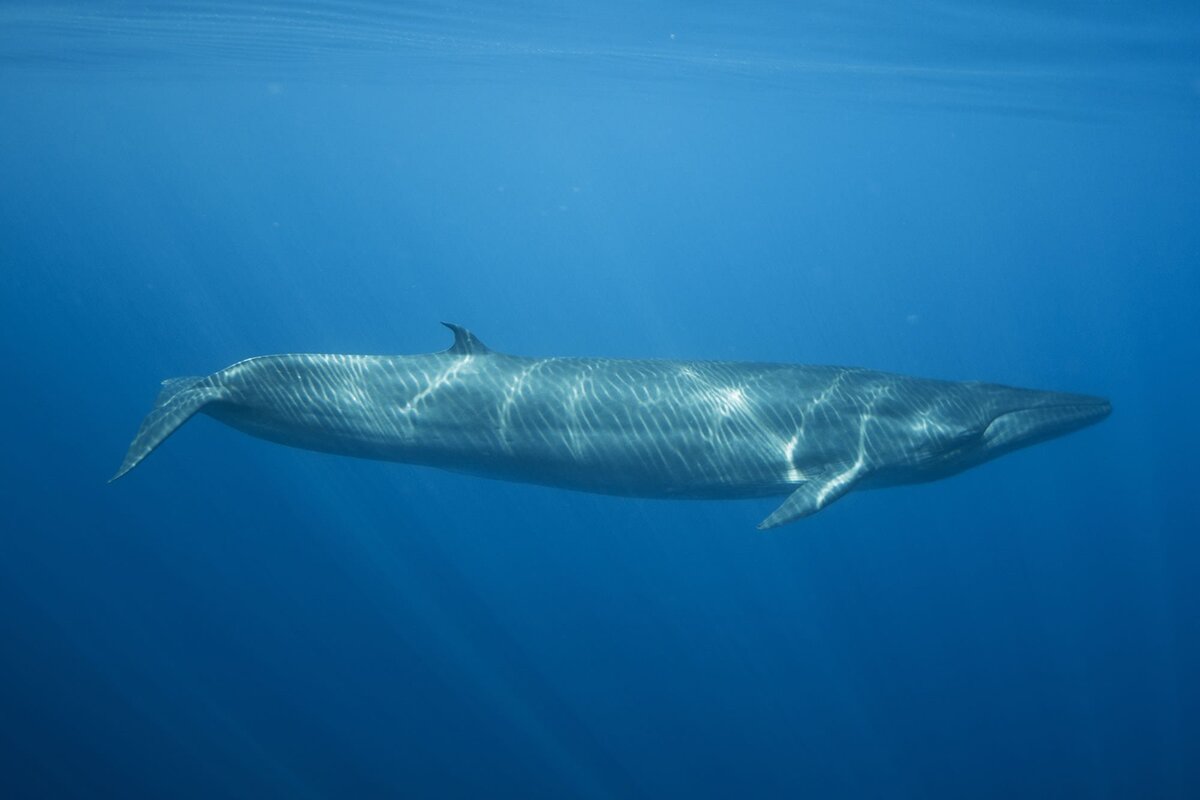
1,2,1198,797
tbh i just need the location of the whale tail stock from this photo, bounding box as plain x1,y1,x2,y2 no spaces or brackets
110,376,212,482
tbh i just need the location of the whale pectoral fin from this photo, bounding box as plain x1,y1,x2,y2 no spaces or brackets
757,469,862,530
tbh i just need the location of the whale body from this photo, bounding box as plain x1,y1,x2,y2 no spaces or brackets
112,324,1110,528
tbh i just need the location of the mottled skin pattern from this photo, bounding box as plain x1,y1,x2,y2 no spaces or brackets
113,324,1110,528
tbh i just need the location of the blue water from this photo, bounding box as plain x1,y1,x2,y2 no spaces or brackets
2,2,1198,797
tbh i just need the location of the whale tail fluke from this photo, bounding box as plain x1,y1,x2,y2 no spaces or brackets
110,376,212,482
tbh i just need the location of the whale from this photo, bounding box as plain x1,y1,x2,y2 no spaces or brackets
112,323,1110,528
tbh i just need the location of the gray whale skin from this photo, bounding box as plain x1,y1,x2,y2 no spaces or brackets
113,323,1110,529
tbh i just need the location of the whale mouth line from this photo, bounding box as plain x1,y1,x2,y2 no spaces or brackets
1008,399,1111,414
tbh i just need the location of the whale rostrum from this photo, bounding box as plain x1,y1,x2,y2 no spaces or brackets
112,323,1110,529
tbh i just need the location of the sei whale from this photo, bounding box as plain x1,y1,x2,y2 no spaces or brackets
112,324,1110,528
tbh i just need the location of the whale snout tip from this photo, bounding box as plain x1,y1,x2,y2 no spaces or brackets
1035,391,1111,423
1048,393,1113,430
1072,394,1112,424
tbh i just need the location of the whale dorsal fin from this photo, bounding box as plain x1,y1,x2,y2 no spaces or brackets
441,322,491,355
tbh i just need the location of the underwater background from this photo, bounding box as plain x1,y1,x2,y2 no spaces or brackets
1,2,1198,797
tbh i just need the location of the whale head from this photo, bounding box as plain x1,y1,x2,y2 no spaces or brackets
976,387,1111,459
760,380,1110,528
880,383,1113,486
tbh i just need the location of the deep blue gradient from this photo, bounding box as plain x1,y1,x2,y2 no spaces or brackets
2,3,1198,797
